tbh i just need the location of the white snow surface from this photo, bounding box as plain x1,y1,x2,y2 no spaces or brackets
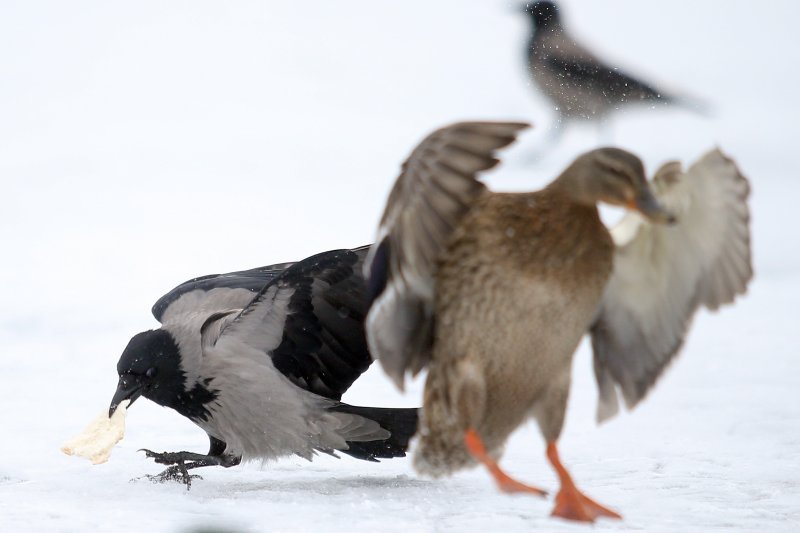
1,1,799,531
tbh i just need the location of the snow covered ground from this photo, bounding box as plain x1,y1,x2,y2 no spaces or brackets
1,1,798,531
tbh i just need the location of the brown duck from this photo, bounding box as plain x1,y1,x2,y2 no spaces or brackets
364,122,752,522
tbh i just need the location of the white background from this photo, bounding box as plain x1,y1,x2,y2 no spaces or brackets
0,1,798,531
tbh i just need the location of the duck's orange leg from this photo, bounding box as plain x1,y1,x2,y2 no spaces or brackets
546,441,622,522
464,428,547,496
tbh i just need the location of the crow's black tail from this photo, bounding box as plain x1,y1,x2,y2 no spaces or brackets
331,404,419,462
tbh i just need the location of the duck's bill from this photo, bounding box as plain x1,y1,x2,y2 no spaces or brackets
109,374,143,418
633,189,676,224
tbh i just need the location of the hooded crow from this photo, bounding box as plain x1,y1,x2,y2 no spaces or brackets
522,1,705,145
109,245,418,486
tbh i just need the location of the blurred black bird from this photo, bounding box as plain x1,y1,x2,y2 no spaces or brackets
109,246,417,487
522,1,706,147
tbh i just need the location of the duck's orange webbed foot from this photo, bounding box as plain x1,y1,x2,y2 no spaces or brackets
552,481,622,522
546,441,622,523
464,428,547,497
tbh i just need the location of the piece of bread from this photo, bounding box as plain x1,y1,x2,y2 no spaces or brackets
61,400,129,465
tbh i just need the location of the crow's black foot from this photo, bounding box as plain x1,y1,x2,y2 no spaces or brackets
134,448,241,490
133,465,203,490
139,448,208,466
136,449,214,490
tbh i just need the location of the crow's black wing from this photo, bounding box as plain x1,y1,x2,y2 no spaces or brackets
212,246,374,401
152,261,295,323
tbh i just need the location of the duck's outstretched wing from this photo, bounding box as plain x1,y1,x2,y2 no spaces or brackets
363,121,530,389
591,148,752,422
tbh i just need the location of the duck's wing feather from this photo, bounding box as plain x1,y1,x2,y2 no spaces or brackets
209,246,373,401
591,148,752,422
363,121,529,389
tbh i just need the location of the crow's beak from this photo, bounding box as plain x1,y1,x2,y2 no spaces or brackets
631,188,676,225
109,374,143,418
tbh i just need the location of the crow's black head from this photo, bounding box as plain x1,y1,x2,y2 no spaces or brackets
109,329,200,418
524,1,560,29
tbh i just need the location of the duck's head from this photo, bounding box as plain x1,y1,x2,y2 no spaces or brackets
522,2,560,29
556,147,676,224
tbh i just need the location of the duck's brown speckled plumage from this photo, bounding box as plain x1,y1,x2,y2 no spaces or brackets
417,185,614,475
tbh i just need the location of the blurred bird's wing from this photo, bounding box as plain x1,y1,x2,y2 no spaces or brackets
211,247,373,401
363,121,529,389
591,148,752,422
545,54,667,103
533,27,668,103
153,261,295,323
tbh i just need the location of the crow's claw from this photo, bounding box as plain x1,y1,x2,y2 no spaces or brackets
133,464,203,490
133,448,237,489
138,449,183,466
135,449,204,489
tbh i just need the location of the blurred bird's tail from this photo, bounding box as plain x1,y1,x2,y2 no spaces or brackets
330,404,419,461
669,92,714,117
